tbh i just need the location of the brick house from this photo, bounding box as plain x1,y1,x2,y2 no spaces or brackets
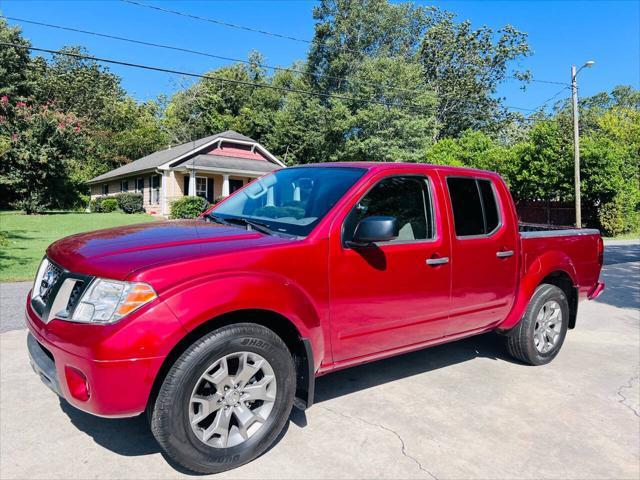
87,130,285,216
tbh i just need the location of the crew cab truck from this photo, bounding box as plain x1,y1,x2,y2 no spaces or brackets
26,163,605,473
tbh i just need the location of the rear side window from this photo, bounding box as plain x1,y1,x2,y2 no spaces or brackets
478,179,499,232
446,177,500,237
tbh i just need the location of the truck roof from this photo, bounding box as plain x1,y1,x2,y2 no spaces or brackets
296,161,502,178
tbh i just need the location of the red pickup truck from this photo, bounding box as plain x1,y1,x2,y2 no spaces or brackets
26,163,604,473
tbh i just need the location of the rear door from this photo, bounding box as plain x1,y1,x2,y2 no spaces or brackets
442,173,519,335
329,172,452,362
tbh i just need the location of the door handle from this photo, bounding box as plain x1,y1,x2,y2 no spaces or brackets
496,250,514,258
426,256,450,266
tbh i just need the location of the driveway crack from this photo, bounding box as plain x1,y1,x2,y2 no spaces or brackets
616,374,640,418
320,406,438,480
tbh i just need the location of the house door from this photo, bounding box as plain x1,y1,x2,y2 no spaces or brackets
230,179,244,193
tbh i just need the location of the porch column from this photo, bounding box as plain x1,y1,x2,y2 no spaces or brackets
222,174,230,197
266,186,275,206
161,171,169,216
189,169,196,196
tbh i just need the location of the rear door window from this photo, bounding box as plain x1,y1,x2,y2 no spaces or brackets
478,179,500,233
446,177,500,237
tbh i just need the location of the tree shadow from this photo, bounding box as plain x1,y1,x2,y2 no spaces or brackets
596,243,639,310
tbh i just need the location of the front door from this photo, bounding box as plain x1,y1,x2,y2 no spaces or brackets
329,173,452,363
230,179,244,194
443,174,519,335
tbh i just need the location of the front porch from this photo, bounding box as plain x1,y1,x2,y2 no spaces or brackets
159,168,260,216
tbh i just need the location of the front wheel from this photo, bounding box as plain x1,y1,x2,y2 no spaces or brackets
506,283,569,365
150,323,296,474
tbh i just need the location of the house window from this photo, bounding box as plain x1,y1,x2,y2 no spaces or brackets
196,177,207,198
135,177,144,193
151,175,160,204
120,179,129,192
101,184,109,195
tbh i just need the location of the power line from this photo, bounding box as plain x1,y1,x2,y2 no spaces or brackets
121,0,312,45
0,42,436,112
3,16,540,113
2,15,431,98
121,0,570,87
1,42,539,114
534,86,570,111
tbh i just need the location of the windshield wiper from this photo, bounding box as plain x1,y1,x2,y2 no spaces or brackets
205,213,234,227
206,213,274,236
226,217,275,236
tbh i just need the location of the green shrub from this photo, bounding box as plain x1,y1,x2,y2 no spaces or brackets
170,196,209,219
0,231,8,248
14,192,46,215
100,198,118,213
115,192,144,214
89,197,103,213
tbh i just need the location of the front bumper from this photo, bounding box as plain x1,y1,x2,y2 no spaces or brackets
25,295,184,418
27,333,64,398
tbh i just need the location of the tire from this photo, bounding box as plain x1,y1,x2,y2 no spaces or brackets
506,283,569,366
150,323,296,474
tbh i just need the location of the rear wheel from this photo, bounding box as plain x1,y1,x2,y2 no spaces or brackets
506,283,569,365
150,323,295,474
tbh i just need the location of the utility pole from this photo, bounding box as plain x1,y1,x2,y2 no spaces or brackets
571,65,581,228
571,60,595,228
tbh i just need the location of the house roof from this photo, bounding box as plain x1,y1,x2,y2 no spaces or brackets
87,130,269,184
181,155,281,174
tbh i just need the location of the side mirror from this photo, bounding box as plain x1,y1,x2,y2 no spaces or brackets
347,216,398,247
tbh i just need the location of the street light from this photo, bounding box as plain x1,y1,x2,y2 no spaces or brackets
571,60,595,228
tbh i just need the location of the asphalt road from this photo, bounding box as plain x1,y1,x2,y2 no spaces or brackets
0,240,638,479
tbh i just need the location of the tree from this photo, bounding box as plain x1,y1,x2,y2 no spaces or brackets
418,8,531,138
32,46,125,124
306,0,531,139
0,19,34,99
307,0,429,94
163,54,279,143
0,98,86,212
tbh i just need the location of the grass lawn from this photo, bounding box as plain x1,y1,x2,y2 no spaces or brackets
604,230,640,241
0,211,157,283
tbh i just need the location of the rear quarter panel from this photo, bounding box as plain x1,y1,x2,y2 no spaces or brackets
499,233,602,330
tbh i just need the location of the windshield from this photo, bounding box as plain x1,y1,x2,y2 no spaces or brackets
210,167,366,237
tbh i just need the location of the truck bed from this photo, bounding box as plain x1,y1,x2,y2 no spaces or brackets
519,222,600,238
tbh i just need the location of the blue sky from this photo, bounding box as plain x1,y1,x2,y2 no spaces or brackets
2,0,638,113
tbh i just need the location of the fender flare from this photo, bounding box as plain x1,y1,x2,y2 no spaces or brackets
499,250,578,331
160,270,325,373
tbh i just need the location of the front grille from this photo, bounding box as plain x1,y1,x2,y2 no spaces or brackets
38,262,63,303
30,258,93,323
65,280,85,313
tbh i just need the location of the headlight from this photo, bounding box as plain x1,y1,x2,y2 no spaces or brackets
71,279,157,324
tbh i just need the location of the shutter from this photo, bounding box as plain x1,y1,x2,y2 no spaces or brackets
207,178,214,203
183,176,190,196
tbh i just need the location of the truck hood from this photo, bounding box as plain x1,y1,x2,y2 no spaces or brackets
46,219,292,280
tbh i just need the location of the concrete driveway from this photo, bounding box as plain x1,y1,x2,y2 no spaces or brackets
1,241,638,479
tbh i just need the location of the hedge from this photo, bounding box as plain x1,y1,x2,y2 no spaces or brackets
170,196,209,219
115,192,144,213
100,198,118,213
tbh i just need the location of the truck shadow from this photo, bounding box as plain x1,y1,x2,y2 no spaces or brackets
314,332,509,404
597,243,639,310
58,332,510,469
